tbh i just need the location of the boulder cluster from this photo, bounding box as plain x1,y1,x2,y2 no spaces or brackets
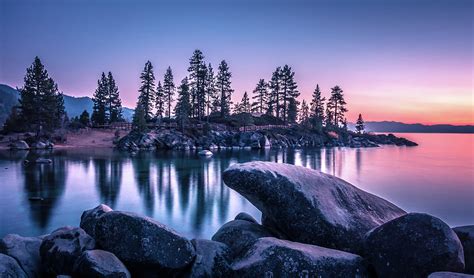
1,162,471,277
9,139,54,151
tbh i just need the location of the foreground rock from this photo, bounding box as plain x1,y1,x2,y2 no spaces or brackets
80,204,113,238
223,161,406,253
428,272,474,278
212,219,274,258
94,211,195,271
186,239,231,277
73,249,130,278
0,253,27,277
454,225,474,274
232,237,368,277
364,213,465,277
234,212,258,224
40,226,95,275
0,234,43,277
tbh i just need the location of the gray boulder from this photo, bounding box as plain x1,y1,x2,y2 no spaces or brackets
234,212,258,224
0,234,43,277
9,140,29,150
222,161,406,253
232,237,368,277
73,250,130,278
40,226,95,275
212,219,274,258
94,211,195,270
0,253,28,278
185,239,231,278
454,225,474,274
364,213,465,278
428,272,474,278
80,204,113,238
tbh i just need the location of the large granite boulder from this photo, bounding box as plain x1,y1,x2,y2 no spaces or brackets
73,250,130,278
234,212,258,224
94,211,195,270
454,225,474,274
0,234,44,277
39,226,96,275
364,213,465,277
428,272,474,278
0,253,27,278
185,239,232,277
232,237,368,277
212,219,274,258
80,204,113,238
222,161,406,253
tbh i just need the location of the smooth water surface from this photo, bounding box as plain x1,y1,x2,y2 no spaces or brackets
0,133,472,238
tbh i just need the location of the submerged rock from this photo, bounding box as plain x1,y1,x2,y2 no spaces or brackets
364,213,465,278
0,253,27,278
40,226,95,275
198,150,213,156
94,211,195,270
222,161,406,253
454,225,474,274
232,237,368,277
212,219,274,258
80,204,113,238
185,239,232,278
73,249,130,278
0,234,43,277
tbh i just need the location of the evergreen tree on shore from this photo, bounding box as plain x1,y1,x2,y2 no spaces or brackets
299,100,309,124
267,67,281,116
309,84,325,129
240,92,251,113
132,102,148,132
251,79,268,113
163,67,175,119
287,98,299,124
107,72,123,122
216,60,233,118
175,78,191,130
92,73,108,125
138,61,156,121
155,81,164,119
356,113,365,134
279,65,299,123
79,110,90,126
327,85,347,127
188,50,207,120
205,63,217,118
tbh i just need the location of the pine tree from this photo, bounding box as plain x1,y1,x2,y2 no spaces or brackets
287,98,299,124
188,50,207,120
327,85,348,128
325,105,334,128
205,63,217,118
216,60,233,118
132,102,148,133
163,66,175,119
267,67,281,116
279,65,299,123
240,92,251,113
251,79,268,113
355,113,365,134
309,84,325,129
299,100,310,124
155,81,165,119
107,72,123,122
233,102,242,114
19,56,65,131
174,78,191,130
92,73,108,125
138,61,156,121
79,110,90,126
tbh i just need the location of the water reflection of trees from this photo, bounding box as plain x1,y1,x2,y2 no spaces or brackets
93,158,122,208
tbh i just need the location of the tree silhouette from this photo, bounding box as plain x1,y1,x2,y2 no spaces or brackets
132,102,148,132
327,85,347,128
163,66,175,119
107,72,123,122
92,73,108,125
188,50,207,120
155,81,165,120
310,84,325,130
175,78,191,130
216,60,233,118
138,61,156,121
251,79,268,113
356,113,365,134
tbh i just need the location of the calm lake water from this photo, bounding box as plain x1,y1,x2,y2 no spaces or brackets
0,133,472,239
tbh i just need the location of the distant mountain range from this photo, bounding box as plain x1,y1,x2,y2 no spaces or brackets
347,121,473,133
0,84,134,125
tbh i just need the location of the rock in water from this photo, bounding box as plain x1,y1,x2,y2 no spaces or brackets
428,272,474,278
212,219,274,258
39,226,95,275
0,253,27,278
232,237,368,277
364,213,465,277
222,161,406,253
73,250,130,278
94,211,195,270
9,140,29,150
80,204,113,238
453,225,474,274
185,239,231,277
198,150,213,156
0,234,43,277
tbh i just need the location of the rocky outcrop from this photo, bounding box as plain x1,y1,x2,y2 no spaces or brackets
9,140,29,150
0,253,27,278
222,161,406,253
454,225,474,274
39,226,95,275
186,239,232,277
428,272,474,278
72,250,130,278
364,213,465,277
0,234,44,277
232,237,368,277
80,204,113,238
94,211,195,271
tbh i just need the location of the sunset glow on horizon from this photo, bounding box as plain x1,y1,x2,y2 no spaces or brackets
1,0,472,125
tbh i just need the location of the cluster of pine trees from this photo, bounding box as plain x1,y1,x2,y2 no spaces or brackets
91,72,123,125
4,57,66,133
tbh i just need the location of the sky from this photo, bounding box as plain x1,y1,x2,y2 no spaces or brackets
0,0,472,125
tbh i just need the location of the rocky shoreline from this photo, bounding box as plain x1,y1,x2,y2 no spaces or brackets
2,162,471,278
116,127,417,152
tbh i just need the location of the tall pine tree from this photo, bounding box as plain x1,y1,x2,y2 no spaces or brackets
355,113,365,134
92,73,108,125
279,65,299,123
138,61,156,121
327,85,347,128
216,60,233,118
267,67,281,116
188,50,207,120
287,98,299,124
163,66,175,119
132,102,148,133
205,63,218,118
174,78,191,130
107,72,123,122
299,100,310,124
251,79,268,113
155,81,165,119
309,84,325,130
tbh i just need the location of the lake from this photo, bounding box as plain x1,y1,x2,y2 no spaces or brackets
0,133,472,239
